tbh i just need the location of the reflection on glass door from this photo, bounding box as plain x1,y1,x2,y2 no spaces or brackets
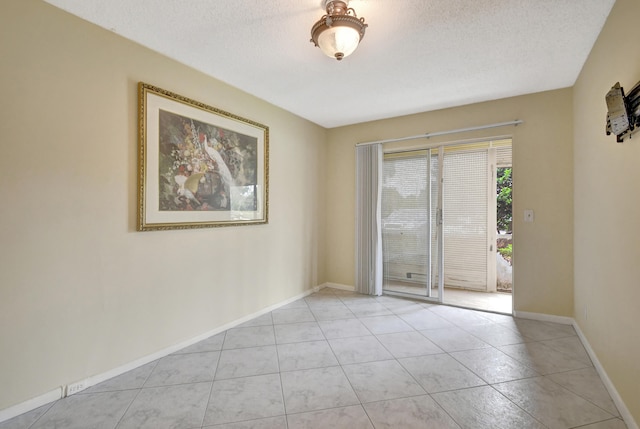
381,149,443,301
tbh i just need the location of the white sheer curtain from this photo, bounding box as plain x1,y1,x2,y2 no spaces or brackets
355,144,383,296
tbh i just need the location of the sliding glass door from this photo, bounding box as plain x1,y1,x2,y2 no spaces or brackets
381,149,443,301
381,140,511,309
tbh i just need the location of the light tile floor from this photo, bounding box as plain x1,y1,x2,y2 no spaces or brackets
384,282,513,314
1,288,628,429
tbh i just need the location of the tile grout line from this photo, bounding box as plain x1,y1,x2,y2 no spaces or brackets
272,328,289,429
346,296,468,427
487,384,551,429
24,401,56,429
83,359,162,429
9,291,630,429
199,330,224,429
540,374,621,421
319,291,374,422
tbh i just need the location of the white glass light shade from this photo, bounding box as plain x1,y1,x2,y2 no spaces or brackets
317,25,361,60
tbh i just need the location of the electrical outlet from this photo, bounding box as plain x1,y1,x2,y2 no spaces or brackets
65,381,86,396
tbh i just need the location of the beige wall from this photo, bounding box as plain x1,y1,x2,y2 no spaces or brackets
326,89,574,316
0,0,326,410
573,0,640,422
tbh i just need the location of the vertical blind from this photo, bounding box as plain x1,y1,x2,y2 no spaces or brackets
355,144,383,296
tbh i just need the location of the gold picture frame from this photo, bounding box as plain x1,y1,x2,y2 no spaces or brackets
137,83,269,231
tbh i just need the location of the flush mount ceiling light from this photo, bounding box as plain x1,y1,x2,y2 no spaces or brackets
310,0,368,61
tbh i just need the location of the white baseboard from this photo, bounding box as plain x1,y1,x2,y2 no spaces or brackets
4,299,636,429
322,282,356,292
513,311,637,429
0,387,62,424
0,287,319,424
572,321,638,429
513,310,574,325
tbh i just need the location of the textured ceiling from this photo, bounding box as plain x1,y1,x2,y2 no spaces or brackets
44,0,615,128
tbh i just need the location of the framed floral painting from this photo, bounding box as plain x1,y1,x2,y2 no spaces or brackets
137,83,269,231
